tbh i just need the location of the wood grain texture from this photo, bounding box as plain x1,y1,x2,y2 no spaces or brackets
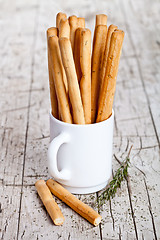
0,0,160,239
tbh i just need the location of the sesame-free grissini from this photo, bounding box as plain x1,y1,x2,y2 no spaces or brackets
48,36,72,123
68,15,78,52
46,179,102,226
73,19,85,82
96,29,125,123
59,37,85,124
78,17,85,28
35,180,64,226
74,28,83,82
56,12,67,29
59,17,70,39
91,24,107,123
99,24,118,94
47,27,59,119
96,14,107,26
80,28,91,124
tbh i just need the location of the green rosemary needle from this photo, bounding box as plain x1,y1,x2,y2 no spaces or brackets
97,145,133,208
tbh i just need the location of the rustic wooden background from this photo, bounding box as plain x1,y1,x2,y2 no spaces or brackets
0,0,160,239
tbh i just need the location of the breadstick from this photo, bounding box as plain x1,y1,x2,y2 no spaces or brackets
35,180,64,226
58,19,70,95
96,30,125,122
91,25,107,123
46,179,102,226
96,14,107,26
47,27,58,38
48,36,72,123
59,37,85,124
99,25,118,94
80,28,91,124
56,12,67,29
68,15,78,51
78,17,85,28
59,18,70,39
47,27,59,119
74,28,83,82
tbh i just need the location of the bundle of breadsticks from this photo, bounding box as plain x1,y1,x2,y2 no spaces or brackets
47,13,124,124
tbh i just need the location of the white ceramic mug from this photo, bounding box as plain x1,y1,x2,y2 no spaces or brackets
47,111,114,194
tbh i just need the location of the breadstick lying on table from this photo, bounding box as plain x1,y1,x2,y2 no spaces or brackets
80,28,91,124
96,30,125,123
56,12,67,29
91,25,107,123
48,36,72,123
78,17,85,28
59,37,85,124
96,14,107,26
68,15,78,52
59,18,70,39
47,27,59,119
74,28,83,82
35,180,64,226
46,179,102,226
99,24,118,94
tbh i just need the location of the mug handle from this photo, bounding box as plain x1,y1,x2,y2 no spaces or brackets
47,132,71,181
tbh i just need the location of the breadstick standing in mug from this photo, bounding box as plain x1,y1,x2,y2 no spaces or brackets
74,28,83,82
68,15,78,52
47,27,59,119
48,36,72,123
35,180,64,225
91,25,107,123
54,19,69,95
80,28,91,124
59,18,70,39
47,179,102,226
56,12,67,29
96,30,125,123
59,37,85,124
78,17,85,28
96,14,107,26
99,25,118,93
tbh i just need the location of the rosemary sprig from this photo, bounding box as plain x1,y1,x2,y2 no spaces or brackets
97,145,133,208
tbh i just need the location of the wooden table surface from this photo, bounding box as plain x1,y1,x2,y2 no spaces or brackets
0,0,160,239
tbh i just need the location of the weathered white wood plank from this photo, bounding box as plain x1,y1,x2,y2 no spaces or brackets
0,0,37,185
0,0,38,238
0,186,21,240
120,0,160,144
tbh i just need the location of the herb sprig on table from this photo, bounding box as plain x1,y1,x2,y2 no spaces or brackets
97,146,133,208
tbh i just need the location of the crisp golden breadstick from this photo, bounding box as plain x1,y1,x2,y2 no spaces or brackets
96,30,124,122
35,180,64,225
74,28,83,82
47,27,58,38
46,179,102,226
59,18,70,39
78,17,85,28
99,25,118,94
59,37,85,124
47,27,59,119
91,25,107,123
48,36,72,123
56,12,67,29
96,14,107,26
68,15,78,51
80,28,91,124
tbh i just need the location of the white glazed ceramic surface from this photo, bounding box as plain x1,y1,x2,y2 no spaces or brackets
48,111,114,194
